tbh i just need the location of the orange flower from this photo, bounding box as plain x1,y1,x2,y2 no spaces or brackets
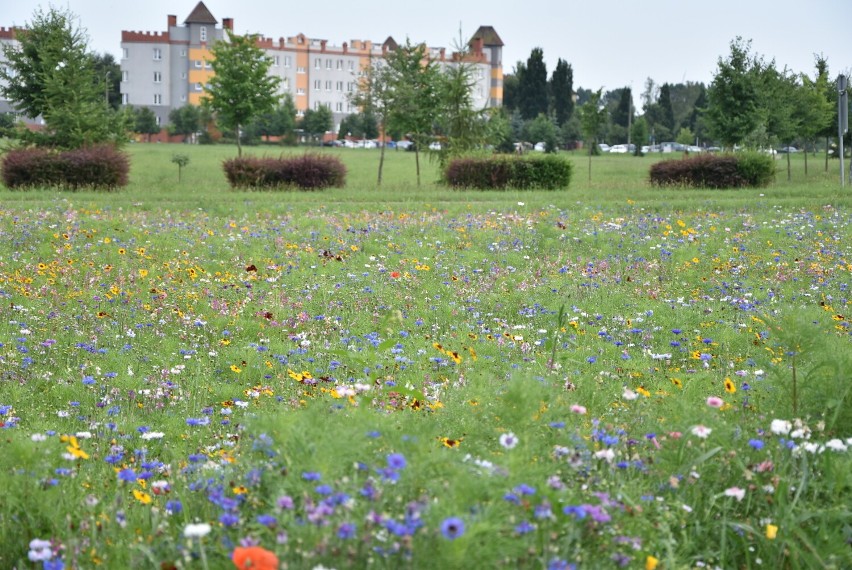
232,546,279,570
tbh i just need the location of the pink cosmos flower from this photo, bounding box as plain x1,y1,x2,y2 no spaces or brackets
706,396,724,408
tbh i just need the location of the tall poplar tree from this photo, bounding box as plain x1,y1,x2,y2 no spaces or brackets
550,58,573,126
519,48,548,120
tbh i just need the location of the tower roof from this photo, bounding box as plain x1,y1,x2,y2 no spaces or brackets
469,26,503,47
184,1,218,25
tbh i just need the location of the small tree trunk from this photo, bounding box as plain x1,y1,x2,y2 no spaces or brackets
588,142,592,184
825,137,829,172
804,140,809,175
786,146,791,181
237,123,243,157
415,147,421,187
377,121,386,187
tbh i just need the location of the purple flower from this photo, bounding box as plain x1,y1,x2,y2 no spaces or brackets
165,500,182,514
276,495,294,510
387,453,407,470
117,468,137,482
515,520,536,534
440,517,465,540
302,471,321,481
219,513,240,526
748,439,765,450
337,522,357,539
256,514,277,527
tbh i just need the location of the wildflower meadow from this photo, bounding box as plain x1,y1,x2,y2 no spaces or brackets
1,146,850,569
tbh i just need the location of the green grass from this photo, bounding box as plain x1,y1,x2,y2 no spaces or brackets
0,143,850,569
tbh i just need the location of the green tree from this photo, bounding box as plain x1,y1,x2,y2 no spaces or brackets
518,48,548,120
383,39,442,186
300,106,333,144
134,106,160,142
579,88,607,182
203,31,281,156
658,83,675,136
689,85,708,141
485,109,514,153
91,52,121,110
169,105,200,142
550,59,573,126
502,71,520,112
350,55,394,184
631,116,649,155
525,113,558,152
706,37,763,149
796,57,835,174
0,7,126,148
676,126,694,146
434,34,489,167
252,96,297,142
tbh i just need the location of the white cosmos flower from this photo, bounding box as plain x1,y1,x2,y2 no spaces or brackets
499,432,519,449
183,523,212,538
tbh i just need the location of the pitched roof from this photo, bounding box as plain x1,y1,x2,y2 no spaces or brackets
184,1,218,25
469,26,503,47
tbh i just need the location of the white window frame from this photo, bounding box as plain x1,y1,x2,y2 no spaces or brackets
122,70,128,82
153,48,162,61
153,71,162,83
200,26,207,42
153,94,162,105
314,58,321,69
284,56,291,68
194,60,202,68
122,48,129,59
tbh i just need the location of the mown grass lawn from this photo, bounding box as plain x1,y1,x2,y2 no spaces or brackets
0,144,850,569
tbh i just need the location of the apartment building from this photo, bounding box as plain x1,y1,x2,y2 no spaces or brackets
119,1,503,133
0,26,21,118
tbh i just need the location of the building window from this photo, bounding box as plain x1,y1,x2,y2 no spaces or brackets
122,70,128,82
272,55,279,66
347,82,355,93
194,83,203,91
336,59,343,70
153,48,162,61
296,88,305,95
336,81,343,92
313,79,321,90
325,80,332,91
326,59,332,70
296,66,306,74
181,49,187,57
335,101,343,112
180,94,187,102
122,47,129,59
348,61,354,71
181,72,187,79
153,94,162,105
282,78,290,90
122,93,129,105
194,60,202,68
200,26,207,42
296,109,305,117
204,61,213,69
155,115,161,126
314,58,321,69
283,56,291,68
153,71,162,83
314,101,322,110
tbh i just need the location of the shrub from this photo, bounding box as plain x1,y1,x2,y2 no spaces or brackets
223,154,346,190
1,145,129,190
444,155,572,190
649,152,775,189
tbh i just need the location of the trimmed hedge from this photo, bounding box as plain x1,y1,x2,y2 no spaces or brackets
223,154,346,190
1,145,129,190
649,152,775,188
445,154,572,190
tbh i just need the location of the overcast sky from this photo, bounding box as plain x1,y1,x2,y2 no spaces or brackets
4,0,850,100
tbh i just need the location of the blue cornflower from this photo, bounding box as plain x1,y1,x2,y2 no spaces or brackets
302,471,322,481
165,500,182,514
440,517,465,540
515,520,536,534
386,453,407,470
748,439,765,450
117,468,137,482
256,514,277,527
337,522,357,539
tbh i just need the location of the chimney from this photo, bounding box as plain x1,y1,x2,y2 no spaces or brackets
223,18,233,31
167,15,176,28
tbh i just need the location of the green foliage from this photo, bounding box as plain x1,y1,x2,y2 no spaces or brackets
0,113,16,138
631,117,649,155
250,96,297,143
524,114,558,152
444,154,572,189
676,126,694,146
549,58,574,126
299,106,333,143
338,112,378,141
133,107,160,141
204,31,281,156
90,52,121,110
517,48,548,120
706,37,763,148
171,153,190,181
222,154,346,189
0,7,126,149
168,105,200,142
735,151,777,187
1,145,129,189
485,109,515,153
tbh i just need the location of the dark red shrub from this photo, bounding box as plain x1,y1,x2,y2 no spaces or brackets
1,145,129,190
223,154,346,190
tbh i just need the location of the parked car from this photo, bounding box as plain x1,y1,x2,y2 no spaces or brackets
687,145,703,153
779,146,798,153
609,144,635,154
533,142,547,152
396,140,414,151
598,143,611,153
428,141,442,151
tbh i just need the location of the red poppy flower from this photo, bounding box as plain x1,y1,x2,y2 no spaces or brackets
232,546,279,570
390,271,401,279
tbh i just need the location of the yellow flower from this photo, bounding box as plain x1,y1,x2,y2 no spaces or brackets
724,377,736,394
766,524,778,539
645,555,659,570
132,489,152,504
139,269,149,278
230,364,242,373
670,377,683,389
636,386,651,398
